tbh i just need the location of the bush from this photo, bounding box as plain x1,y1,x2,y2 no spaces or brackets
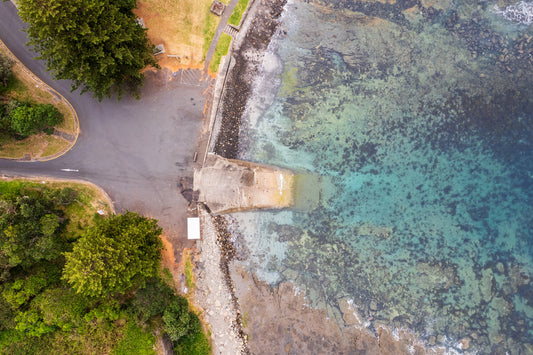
111,319,156,355
130,278,175,322
0,53,13,88
10,104,63,137
162,297,192,342
0,100,21,134
174,312,211,355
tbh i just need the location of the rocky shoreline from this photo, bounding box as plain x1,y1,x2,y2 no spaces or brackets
213,0,287,159
193,206,247,354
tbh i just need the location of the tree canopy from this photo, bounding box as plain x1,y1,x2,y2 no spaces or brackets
62,212,163,298
0,188,69,277
0,182,210,354
17,0,159,100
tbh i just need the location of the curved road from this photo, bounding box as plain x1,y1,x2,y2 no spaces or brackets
0,1,209,247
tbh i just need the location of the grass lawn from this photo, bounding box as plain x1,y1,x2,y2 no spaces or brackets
209,33,232,73
0,46,77,160
135,0,231,70
228,0,250,27
0,133,70,160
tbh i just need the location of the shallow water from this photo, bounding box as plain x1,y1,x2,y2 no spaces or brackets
231,0,533,352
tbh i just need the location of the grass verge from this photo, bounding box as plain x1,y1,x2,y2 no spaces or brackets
184,250,195,290
228,0,251,27
209,33,232,73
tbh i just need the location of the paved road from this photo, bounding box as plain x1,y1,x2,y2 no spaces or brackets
0,1,209,247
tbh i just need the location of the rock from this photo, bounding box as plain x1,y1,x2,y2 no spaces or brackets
338,298,363,326
436,334,444,343
370,300,378,311
429,336,436,346
480,268,494,301
491,333,505,344
460,336,471,350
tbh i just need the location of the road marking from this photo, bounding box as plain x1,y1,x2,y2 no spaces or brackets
60,169,79,172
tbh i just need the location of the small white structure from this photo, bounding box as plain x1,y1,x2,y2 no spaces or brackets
187,217,201,240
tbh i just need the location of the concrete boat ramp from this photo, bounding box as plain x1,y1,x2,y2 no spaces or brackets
194,154,322,214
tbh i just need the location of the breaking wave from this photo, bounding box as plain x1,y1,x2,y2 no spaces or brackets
493,1,533,25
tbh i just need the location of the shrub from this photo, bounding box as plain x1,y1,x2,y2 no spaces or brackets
162,297,192,342
0,52,13,88
111,319,156,355
130,278,175,322
174,312,210,355
10,104,63,137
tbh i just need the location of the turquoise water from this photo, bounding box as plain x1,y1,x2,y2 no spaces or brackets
231,0,533,352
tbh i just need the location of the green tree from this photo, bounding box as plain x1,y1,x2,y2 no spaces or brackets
62,212,162,298
33,287,89,332
9,104,63,137
17,0,159,100
130,277,175,322
162,297,193,342
0,52,13,87
0,189,65,273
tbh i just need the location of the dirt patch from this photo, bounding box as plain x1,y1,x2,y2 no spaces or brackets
214,0,287,158
134,0,221,71
160,234,182,285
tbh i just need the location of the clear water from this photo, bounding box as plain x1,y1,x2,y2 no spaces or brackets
231,0,533,352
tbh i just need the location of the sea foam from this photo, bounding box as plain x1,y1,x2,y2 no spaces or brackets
493,1,533,25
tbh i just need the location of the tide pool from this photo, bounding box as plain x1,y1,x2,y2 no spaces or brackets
230,0,533,352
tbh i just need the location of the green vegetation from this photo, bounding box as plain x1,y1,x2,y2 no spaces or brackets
111,320,156,355
63,212,162,298
1,54,63,141
18,0,159,100
0,52,13,88
228,0,250,27
1,100,63,140
209,33,232,73
184,251,195,290
9,103,62,137
203,9,218,61
0,50,72,159
0,180,211,355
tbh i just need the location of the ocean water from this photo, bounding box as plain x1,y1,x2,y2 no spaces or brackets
230,0,533,352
